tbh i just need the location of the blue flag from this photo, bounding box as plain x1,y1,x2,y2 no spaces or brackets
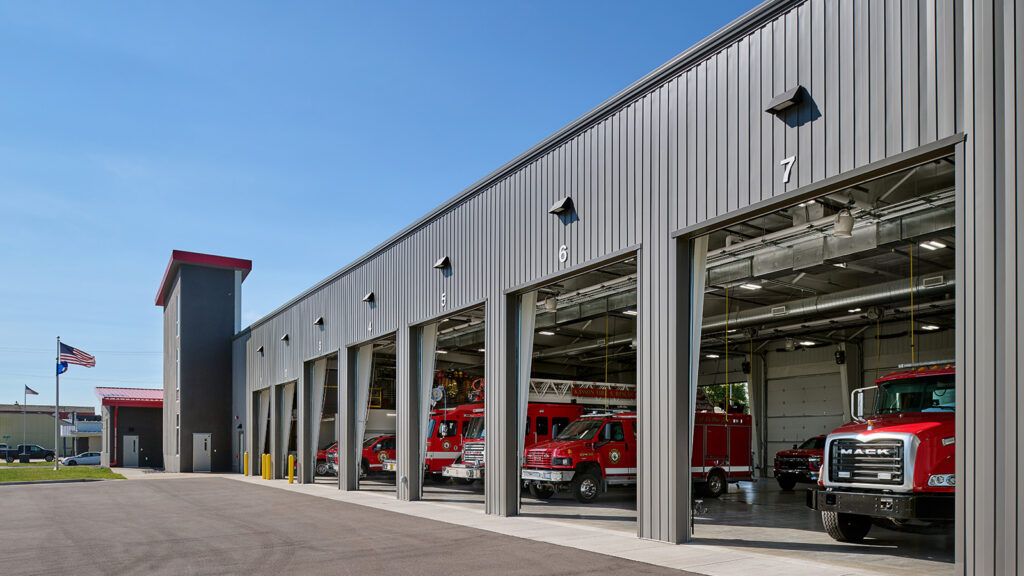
57,361,68,375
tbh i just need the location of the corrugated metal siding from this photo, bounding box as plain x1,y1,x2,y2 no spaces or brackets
162,275,179,472
240,0,965,545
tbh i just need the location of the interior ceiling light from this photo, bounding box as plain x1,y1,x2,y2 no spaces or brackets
834,209,854,238
833,262,847,268
538,330,555,336
799,340,816,347
477,348,486,353
848,308,862,313
739,283,762,290
622,309,638,316
435,350,448,354
706,353,720,359
920,240,947,250
921,324,941,331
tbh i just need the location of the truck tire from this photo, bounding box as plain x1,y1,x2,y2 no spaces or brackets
821,511,872,542
45,455,54,462
529,484,555,500
315,460,328,476
572,472,601,503
360,459,370,477
776,475,797,491
702,470,727,498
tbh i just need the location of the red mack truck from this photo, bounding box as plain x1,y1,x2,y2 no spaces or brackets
807,362,955,542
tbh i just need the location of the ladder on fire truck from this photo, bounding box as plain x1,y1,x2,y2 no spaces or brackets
527,378,636,407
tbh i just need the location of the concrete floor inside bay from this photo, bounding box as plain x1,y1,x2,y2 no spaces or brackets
322,473,954,575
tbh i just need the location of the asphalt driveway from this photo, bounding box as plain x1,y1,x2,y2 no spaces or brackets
0,477,689,575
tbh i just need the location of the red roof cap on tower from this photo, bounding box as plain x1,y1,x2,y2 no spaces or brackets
155,250,252,306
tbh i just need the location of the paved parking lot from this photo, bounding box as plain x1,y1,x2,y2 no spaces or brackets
0,477,686,575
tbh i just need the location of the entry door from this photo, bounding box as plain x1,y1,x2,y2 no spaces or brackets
193,433,212,472
123,435,139,467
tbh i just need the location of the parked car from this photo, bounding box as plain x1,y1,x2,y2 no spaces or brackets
773,435,825,490
2,444,55,463
62,452,101,466
316,442,337,476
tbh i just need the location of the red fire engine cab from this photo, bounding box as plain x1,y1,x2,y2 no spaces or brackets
380,402,483,477
808,362,955,542
442,402,587,481
326,434,396,476
522,409,752,503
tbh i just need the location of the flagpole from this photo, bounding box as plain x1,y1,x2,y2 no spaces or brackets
55,336,60,471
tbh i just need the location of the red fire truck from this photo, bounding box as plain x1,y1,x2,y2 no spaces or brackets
442,402,587,481
807,362,955,542
379,403,483,477
326,434,396,476
522,410,752,503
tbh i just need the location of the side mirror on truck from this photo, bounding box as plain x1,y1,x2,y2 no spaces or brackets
849,386,874,422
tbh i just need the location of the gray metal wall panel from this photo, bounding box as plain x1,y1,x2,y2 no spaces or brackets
238,0,968,545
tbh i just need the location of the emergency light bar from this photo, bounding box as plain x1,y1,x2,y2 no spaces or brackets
896,359,956,369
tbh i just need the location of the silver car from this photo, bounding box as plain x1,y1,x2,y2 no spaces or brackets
62,452,101,466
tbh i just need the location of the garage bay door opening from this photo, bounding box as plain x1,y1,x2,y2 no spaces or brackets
688,158,956,576
420,305,487,510
353,334,398,495
518,258,638,534
306,354,338,484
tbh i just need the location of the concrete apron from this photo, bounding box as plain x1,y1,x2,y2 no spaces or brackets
215,474,887,576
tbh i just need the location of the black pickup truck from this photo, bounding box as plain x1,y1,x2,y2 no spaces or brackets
0,444,55,463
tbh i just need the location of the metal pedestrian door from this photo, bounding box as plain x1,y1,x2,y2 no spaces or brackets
123,435,139,467
193,433,212,472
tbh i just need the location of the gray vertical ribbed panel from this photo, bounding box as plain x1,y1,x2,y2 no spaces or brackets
236,0,968,545
162,274,180,473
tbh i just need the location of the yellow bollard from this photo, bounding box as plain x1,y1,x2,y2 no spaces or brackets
265,454,271,479
243,452,249,476
288,454,295,484
262,454,267,479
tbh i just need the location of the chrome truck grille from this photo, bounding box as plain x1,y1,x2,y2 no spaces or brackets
829,439,904,485
462,442,484,464
526,449,551,467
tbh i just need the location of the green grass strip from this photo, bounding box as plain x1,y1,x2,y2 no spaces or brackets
0,467,125,483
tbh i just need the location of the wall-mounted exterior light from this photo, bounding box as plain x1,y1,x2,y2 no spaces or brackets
256,345,264,355
362,292,375,303
765,85,804,114
280,334,289,342
549,196,574,215
313,316,324,326
433,256,451,269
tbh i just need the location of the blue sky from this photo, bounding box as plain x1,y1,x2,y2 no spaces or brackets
0,1,755,412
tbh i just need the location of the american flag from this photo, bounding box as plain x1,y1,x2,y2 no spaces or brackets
59,343,96,368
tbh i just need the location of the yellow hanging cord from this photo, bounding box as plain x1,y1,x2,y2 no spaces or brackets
909,242,915,364
724,285,730,416
604,310,610,411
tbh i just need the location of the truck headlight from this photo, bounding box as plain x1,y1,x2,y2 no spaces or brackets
551,457,572,467
927,474,956,487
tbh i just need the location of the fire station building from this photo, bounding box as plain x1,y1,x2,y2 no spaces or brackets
159,1,1022,574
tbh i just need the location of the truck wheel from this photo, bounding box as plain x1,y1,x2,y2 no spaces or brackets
702,470,727,498
572,472,601,503
360,459,370,477
529,484,554,500
45,455,54,462
821,511,872,542
776,476,797,491
315,460,328,476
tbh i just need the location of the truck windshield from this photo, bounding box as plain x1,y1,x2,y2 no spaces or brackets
799,437,825,450
875,374,956,414
464,416,485,440
555,420,604,441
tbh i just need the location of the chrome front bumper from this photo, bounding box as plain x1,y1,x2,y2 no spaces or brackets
443,464,484,479
521,468,575,482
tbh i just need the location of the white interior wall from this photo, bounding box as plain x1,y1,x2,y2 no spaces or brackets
365,409,397,438
764,345,845,459
860,327,956,411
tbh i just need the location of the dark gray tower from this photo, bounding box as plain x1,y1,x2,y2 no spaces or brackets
156,250,251,472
